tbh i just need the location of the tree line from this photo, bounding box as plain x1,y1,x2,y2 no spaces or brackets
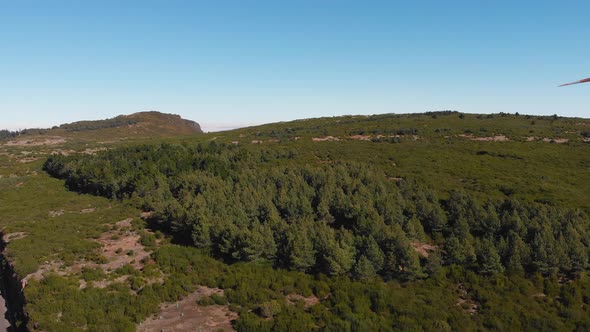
57,116,138,132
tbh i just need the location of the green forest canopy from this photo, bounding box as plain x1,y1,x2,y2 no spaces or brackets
44,141,590,280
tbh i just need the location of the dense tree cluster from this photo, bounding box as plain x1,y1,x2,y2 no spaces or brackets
44,142,590,282
58,116,138,132
0,129,22,140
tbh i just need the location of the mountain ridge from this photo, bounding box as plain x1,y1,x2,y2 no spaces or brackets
55,111,203,134
1,111,202,143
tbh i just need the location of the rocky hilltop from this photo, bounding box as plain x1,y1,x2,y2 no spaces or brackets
57,111,203,135
2,111,203,146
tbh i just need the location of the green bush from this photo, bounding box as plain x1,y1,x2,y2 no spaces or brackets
140,232,157,248
81,267,107,282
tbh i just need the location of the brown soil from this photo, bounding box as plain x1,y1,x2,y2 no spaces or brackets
4,137,67,146
117,218,134,228
22,217,152,288
285,294,320,307
349,135,372,141
137,211,153,219
455,283,478,315
2,232,27,243
543,138,569,144
97,220,151,271
312,136,340,142
51,149,76,156
137,286,238,332
48,210,65,217
410,242,438,258
24,261,65,283
458,134,509,142
17,157,42,163
82,147,107,155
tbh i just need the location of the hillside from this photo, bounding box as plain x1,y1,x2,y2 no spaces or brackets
1,111,202,147
1,111,590,331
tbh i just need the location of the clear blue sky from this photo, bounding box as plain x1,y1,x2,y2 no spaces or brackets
1,1,589,131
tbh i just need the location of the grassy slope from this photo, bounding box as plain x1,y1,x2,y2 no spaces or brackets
0,114,203,329
0,111,207,276
201,112,590,209
0,162,137,276
0,111,589,330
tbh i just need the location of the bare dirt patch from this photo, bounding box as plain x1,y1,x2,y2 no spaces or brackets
51,149,76,156
411,242,438,258
17,157,42,163
49,148,107,156
458,134,509,142
286,294,320,308
48,210,65,217
543,138,569,144
348,135,372,141
455,283,478,315
2,232,27,243
116,218,134,228
5,137,67,146
97,225,151,271
24,261,64,284
21,217,152,289
463,134,509,142
312,136,340,142
138,286,238,332
82,147,107,155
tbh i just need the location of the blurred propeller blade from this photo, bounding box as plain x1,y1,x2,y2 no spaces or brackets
559,77,590,87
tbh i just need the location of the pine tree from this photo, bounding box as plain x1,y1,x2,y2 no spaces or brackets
476,239,504,275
